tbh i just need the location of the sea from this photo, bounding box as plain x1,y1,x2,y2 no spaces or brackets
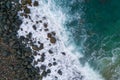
18,0,120,80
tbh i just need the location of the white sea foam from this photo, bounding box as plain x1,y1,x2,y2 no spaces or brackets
17,0,104,80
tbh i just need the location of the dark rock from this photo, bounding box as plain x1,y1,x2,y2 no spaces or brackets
47,69,51,74
32,45,40,51
51,31,56,36
38,41,40,44
48,49,53,54
40,53,45,62
33,1,39,6
47,33,52,38
41,71,47,77
53,62,57,66
43,23,48,28
33,61,38,66
40,65,46,70
44,28,49,31
27,32,32,38
36,21,39,24
53,58,56,61
24,7,30,14
61,52,66,55
32,25,37,30
39,20,42,23
50,37,56,43
39,43,44,50
58,69,62,75
48,63,52,67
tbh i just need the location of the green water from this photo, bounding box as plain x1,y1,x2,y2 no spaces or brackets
55,0,120,80
81,0,120,80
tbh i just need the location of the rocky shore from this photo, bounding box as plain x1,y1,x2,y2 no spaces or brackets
1,0,85,80
0,0,41,80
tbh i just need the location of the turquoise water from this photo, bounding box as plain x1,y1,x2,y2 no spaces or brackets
54,0,120,80
82,0,120,80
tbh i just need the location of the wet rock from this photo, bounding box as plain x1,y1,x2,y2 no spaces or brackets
39,43,44,50
61,52,66,55
41,71,47,77
43,23,48,28
50,37,56,43
53,62,57,66
33,1,39,6
47,33,52,38
40,65,46,70
51,31,56,36
24,7,30,14
39,20,42,23
27,32,32,38
48,49,53,54
42,16,46,20
38,41,41,44
32,44,44,51
33,60,38,66
40,53,45,62
33,51,38,56
48,63,52,67
32,25,37,30
58,69,62,75
36,21,39,24
47,69,51,74
53,58,56,61
32,45,39,51
44,28,49,31
21,0,32,5
27,0,32,5
55,76,58,79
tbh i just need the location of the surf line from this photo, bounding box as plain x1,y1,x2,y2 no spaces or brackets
17,0,104,80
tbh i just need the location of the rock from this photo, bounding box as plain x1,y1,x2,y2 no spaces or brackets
40,65,46,70
43,23,48,28
32,44,44,51
33,61,38,66
32,25,36,30
33,1,39,6
24,7,30,14
58,69,62,75
41,71,47,77
40,53,45,62
50,37,56,43
21,0,32,5
61,52,66,55
46,69,51,73
48,63,52,67
48,49,53,54
51,31,56,36
47,33,52,38
44,28,49,31
27,32,32,38
53,62,57,66
39,43,44,50
39,20,42,23
27,0,32,5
